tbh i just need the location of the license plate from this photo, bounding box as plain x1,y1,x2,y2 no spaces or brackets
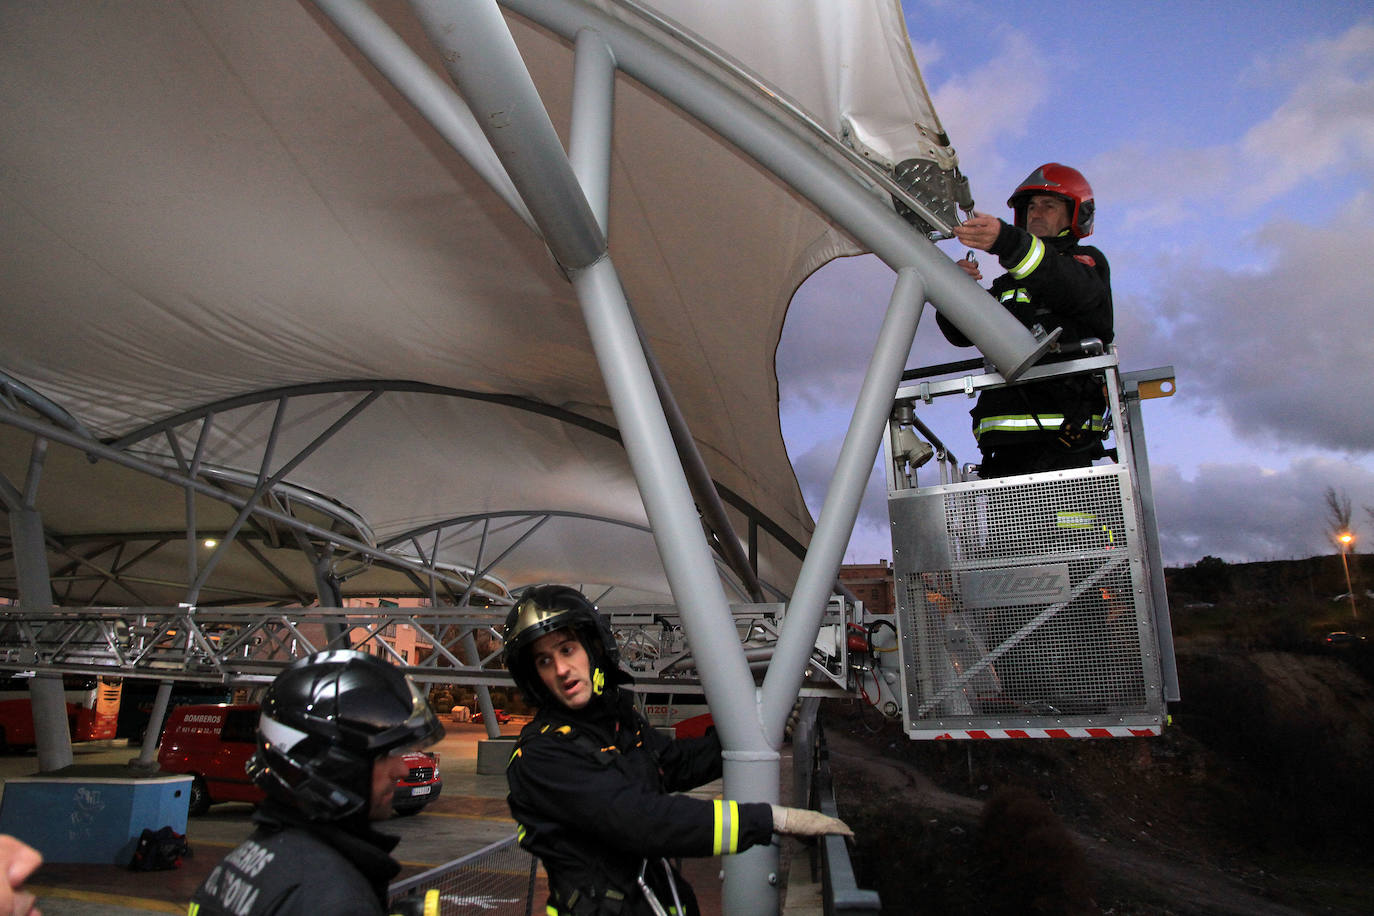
410,785,431,796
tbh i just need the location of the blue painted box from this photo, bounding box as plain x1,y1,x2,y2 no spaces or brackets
0,774,192,865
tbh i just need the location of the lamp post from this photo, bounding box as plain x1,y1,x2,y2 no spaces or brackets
1338,532,1358,620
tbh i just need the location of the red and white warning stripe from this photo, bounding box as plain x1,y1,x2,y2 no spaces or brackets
913,724,1161,740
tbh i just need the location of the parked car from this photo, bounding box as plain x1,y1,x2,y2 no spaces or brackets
1323,631,1366,648
471,708,511,724
157,703,442,816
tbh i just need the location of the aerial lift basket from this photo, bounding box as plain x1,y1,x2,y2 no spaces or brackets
889,446,1169,739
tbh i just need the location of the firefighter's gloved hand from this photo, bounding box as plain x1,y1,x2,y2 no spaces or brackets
770,805,853,837
389,888,439,916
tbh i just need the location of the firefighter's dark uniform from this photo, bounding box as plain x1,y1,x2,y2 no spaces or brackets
188,801,401,915
938,221,1113,478
506,688,775,915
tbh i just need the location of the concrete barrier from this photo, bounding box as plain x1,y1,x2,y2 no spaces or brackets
475,737,518,775
0,772,191,865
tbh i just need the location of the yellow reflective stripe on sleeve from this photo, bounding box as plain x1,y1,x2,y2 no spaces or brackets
712,799,740,855
974,413,1067,438
1009,235,1045,279
188,905,199,916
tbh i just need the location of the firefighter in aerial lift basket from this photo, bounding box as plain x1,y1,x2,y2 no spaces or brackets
502,585,851,915
938,162,1114,479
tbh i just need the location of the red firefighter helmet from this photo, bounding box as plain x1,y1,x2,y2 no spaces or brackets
1007,163,1095,238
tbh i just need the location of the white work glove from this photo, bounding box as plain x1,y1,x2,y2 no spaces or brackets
770,804,854,838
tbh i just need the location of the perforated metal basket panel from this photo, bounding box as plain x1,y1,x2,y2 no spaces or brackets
889,467,1164,738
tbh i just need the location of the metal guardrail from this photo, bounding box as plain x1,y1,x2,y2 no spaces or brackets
387,834,537,916
792,698,882,915
815,735,881,915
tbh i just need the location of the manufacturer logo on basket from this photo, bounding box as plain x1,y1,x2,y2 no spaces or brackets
959,563,1071,608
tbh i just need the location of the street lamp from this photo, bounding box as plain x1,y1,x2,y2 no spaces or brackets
1338,531,1358,620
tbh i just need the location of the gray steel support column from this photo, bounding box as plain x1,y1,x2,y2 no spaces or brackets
566,23,764,600
310,554,351,647
409,0,606,270
9,507,74,771
445,523,503,737
572,257,779,914
28,673,70,772
502,0,1052,379
636,314,766,601
569,28,615,235
762,270,926,739
397,3,776,908
136,681,175,769
310,0,535,231
571,259,761,725
468,634,502,740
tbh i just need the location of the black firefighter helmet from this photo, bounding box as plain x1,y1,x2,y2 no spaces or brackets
247,649,444,821
502,584,629,706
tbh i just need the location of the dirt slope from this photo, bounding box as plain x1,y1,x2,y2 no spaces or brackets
824,645,1374,915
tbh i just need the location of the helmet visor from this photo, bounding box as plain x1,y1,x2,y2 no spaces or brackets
357,677,445,753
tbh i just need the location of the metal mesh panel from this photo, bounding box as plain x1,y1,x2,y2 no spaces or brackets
388,835,537,915
890,468,1164,737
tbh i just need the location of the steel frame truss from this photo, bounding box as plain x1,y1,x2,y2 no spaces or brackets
1,377,797,607
0,601,856,698
0,606,507,686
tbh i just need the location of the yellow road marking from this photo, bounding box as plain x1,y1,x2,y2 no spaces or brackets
31,885,185,913
407,811,512,822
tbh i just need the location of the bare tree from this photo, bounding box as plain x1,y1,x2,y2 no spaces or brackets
1324,486,1354,545
1326,487,1359,618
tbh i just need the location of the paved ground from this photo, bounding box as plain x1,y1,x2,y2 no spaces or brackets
0,720,819,915
1,721,521,915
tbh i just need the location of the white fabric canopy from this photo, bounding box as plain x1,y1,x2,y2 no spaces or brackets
0,0,956,607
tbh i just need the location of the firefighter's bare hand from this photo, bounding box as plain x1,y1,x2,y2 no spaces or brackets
951,212,1000,252
0,835,41,916
770,805,854,838
956,256,982,281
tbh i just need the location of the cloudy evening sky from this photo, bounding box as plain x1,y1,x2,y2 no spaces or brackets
778,0,1374,569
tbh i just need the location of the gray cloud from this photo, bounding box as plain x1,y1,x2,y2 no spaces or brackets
1153,456,1374,566
927,30,1048,168
786,432,892,564
1238,23,1374,206
777,255,897,409
1125,197,1374,456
